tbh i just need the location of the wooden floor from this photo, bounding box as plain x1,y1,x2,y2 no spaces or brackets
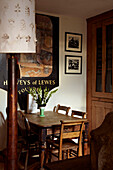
44,155,91,170
0,154,4,170
0,150,40,170
0,142,90,170
0,163,4,170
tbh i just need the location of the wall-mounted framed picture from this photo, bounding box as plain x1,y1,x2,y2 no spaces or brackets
65,32,82,52
65,55,82,74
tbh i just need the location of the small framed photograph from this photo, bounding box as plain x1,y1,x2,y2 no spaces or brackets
65,55,82,74
65,32,82,52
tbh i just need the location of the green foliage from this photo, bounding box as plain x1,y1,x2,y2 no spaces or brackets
28,86,58,106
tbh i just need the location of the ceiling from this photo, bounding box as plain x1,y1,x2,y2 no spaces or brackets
36,0,113,19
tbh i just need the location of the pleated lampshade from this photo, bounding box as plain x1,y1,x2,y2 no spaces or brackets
0,0,36,53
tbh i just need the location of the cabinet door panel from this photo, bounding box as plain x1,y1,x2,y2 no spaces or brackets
92,23,102,96
92,19,113,98
105,23,113,93
92,101,113,129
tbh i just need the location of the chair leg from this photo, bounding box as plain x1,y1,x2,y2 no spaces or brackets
45,151,49,163
67,150,70,159
46,142,51,163
18,142,25,169
2,149,7,170
62,151,65,160
58,149,62,160
52,127,55,140
82,131,85,156
18,142,22,163
24,150,29,170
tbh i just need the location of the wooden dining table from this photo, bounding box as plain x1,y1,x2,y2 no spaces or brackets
25,111,88,169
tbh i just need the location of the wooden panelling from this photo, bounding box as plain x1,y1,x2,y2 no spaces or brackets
92,101,113,129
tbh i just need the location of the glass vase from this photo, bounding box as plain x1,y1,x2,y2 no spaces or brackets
39,106,45,117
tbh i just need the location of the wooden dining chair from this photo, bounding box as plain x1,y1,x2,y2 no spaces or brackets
53,104,71,115
46,120,84,162
17,110,39,170
71,110,87,156
47,104,71,136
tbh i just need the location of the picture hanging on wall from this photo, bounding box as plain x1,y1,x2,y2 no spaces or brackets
65,32,82,52
65,55,82,74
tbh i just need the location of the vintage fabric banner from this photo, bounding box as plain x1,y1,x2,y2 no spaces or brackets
0,14,59,110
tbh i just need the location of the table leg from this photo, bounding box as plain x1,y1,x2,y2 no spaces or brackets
39,128,47,169
84,122,89,155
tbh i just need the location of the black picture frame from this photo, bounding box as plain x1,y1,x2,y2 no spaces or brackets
65,32,82,52
65,55,82,74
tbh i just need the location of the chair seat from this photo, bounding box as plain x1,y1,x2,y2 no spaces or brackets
62,139,78,150
47,138,78,150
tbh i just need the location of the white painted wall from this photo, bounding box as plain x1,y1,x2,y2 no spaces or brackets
37,12,87,113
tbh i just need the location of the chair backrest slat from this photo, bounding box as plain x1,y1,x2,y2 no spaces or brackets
71,110,86,118
62,131,80,139
54,104,71,115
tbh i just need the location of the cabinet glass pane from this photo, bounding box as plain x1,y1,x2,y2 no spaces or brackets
96,27,102,92
105,24,113,93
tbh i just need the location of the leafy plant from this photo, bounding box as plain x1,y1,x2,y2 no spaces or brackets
28,86,58,107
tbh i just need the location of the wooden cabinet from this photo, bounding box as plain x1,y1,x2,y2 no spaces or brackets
87,10,113,131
